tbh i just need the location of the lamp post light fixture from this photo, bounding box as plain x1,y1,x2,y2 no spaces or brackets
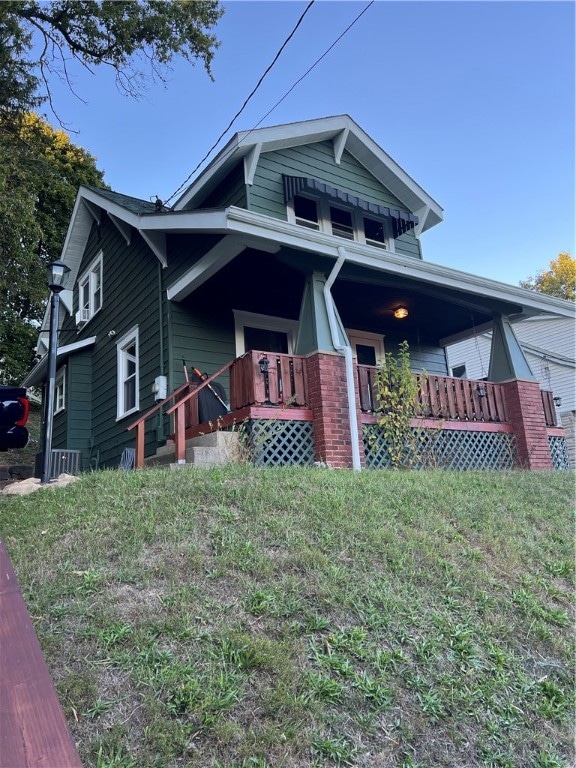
41,260,71,484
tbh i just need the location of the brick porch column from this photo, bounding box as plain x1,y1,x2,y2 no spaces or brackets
306,352,364,468
501,379,552,470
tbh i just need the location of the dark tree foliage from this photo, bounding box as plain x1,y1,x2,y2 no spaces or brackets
0,114,106,384
0,0,223,115
0,1,223,383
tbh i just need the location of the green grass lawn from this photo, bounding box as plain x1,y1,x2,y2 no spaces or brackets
1,466,574,768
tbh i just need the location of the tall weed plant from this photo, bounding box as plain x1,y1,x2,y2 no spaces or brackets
375,341,426,468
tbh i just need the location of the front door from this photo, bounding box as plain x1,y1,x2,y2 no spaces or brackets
347,330,385,366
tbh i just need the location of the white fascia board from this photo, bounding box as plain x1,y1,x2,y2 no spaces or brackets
22,336,97,387
223,208,576,319
137,209,229,232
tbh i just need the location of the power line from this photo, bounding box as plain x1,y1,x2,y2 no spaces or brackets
250,1,374,132
165,0,315,206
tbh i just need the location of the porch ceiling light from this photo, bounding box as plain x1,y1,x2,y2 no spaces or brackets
394,306,408,319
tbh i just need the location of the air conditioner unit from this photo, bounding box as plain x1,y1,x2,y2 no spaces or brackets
75,308,90,326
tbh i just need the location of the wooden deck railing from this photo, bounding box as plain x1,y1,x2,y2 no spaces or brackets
230,350,308,409
357,366,509,423
129,357,525,468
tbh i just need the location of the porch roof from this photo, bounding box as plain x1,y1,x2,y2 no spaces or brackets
22,337,97,388
157,206,574,326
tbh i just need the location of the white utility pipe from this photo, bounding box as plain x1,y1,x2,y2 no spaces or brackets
324,246,361,471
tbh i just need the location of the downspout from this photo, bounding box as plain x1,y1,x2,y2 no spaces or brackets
324,246,361,471
156,261,165,442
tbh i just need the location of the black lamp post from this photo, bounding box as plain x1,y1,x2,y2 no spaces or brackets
41,260,71,484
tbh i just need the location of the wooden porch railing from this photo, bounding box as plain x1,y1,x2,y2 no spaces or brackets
127,353,308,468
357,365,509,423
230,350,308,409
541,390,558,427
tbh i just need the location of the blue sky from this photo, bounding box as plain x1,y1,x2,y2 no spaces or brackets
41,0,574,286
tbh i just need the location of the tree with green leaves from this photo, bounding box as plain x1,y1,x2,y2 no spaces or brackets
0,113,106,384
519,253,575,302
0,0,223,116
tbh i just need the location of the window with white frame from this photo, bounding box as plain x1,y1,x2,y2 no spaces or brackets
288,195,393,251
233,310,298,356
77,253,103,324
54,367,66,414
117,327,139,419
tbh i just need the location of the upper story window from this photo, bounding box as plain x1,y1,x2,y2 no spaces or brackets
363,218,387,249
77,253,103,326
283,176,419,252
293,196,320,230
330,206,354,240
289,195,393,250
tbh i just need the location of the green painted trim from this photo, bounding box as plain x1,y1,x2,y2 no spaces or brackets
488,316,535,381
294,271,348,354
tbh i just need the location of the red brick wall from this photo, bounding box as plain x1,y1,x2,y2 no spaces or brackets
501,379,552,470
306,353,364,468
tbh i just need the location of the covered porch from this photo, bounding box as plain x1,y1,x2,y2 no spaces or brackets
130,349,566,471
131,226,571,471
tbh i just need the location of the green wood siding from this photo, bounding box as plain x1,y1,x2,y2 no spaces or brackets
189,162,247,210
164,233,225,287
385,330,448,375
248,141,422,259
51,353,93,469
69,217,165,467
170,301,235,399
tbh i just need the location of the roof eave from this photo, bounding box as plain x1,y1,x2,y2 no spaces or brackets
172,116,443,230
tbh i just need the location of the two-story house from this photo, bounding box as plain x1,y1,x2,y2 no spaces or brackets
24,116,574,472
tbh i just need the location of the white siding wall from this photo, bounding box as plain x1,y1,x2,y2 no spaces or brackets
446,316,576,466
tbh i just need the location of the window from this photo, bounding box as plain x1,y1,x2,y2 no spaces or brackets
347,330,385,366
330,206,354,240
77,253,103,324
288,197,392,251
451,364,467,379
233,310,298,356
117,327,139,419
54,367,66,414
293,195,319,229
363,218,387,248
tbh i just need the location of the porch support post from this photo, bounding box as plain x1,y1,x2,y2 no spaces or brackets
306,352,364,469
501,379,552,470
488,315,535,382
294,271,347,355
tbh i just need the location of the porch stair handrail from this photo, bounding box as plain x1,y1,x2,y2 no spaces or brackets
164,361,235,464
127,380,192,468
126,361,234,468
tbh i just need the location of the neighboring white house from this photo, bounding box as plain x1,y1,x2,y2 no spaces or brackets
446,314,576,467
